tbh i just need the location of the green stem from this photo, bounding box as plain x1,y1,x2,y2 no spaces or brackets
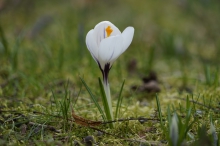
98,78,113,128
103,81,113,119
115,80,125,119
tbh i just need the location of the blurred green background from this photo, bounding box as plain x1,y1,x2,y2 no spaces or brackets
0,0,220,101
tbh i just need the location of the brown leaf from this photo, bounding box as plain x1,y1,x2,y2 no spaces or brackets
72,110,102,127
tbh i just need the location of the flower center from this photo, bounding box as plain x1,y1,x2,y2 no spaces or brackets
105,26,113,37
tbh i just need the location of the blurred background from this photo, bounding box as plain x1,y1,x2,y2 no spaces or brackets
0,0,220,102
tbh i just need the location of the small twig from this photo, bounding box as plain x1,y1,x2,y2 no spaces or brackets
1,110,160,124
32,111,68,120
174,97,219,112
102,117,161,124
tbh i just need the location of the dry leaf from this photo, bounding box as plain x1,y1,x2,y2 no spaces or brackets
72,110,102,127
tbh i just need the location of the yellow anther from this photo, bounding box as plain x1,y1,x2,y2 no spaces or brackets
105,26,113,37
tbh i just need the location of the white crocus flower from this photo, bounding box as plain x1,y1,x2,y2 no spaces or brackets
86,21,134,121
170,113,178,146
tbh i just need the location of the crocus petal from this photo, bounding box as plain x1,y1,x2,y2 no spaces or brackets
98,35,123,69
93,21,121,47
86,29,99,61
170,114,178,146
121,27,134,53
109,37,124,64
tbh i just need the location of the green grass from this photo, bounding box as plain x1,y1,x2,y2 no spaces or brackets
0,0,220,145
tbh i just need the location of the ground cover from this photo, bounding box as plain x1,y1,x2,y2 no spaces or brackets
0,0,220,145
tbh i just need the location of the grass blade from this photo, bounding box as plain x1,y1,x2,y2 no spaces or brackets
156,93,167,139
156,93,163,125
73,81,83,108
79,76,106,121
115,80,125,119
98,78,113,128
204,64,211,85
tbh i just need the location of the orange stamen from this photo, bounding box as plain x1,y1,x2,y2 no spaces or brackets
105,26,113,37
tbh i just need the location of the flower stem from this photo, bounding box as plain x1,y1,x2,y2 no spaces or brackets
98,63,114,128
98,78,113,128
103,79,113,119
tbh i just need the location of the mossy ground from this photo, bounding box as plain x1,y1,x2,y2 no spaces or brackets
0,0,220,145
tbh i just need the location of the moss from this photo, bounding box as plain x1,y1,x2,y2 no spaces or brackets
0,0,220,145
